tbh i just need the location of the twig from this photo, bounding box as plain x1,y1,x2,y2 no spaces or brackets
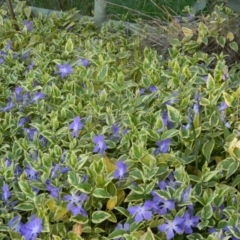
6,0,19,31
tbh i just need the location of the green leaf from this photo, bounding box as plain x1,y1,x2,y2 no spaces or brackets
161,129,179,140
109,229,126,239
24,7,32,19
226,160,239,179
231,175,240,187
223,92,234,107
206,74,215,90
131,142,144,159
70,215,88,224
140,228,156,240
65,38,74,53
187,233,204,240
202,139,215,161
92,211,111,224
216,36,226,48
202,171,219,182
229,42,238,52
14,202,34,211
200,204,212,219
209,111,219,127
167,105,181,123
93,188,112,198
114,206,130,217
18,181,35,199
98,65,108,81
154,190,171,200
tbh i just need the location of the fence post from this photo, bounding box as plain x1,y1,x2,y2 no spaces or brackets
94,0,107,27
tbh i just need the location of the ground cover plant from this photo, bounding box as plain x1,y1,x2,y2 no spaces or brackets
1,1,240,240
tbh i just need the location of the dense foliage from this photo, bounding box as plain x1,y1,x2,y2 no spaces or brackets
1,1,240,240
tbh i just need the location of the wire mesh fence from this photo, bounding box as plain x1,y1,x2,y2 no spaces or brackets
24,0,196,21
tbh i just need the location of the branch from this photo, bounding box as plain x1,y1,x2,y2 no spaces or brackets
6,0,19,31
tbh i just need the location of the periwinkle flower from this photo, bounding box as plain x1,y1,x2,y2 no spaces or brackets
0,97,15,112
25,164,38,180
186,13,195,22
23,20,33,32
24,127,39,141
8,215,23,232
6,40,12,50
127,201,153,223
154,138,171,155
63,192,88,216
158,216,184,240
26,60,34,71
149,85,157,93
114,223,130,239
15,87,23,102
181,185,192,203
55,63,73,78
18,116,31,127
15,164,23,176
2,184,10,203
50,164,59,179
140,88,145,95
31,92,45,103
21,51,30,60
93,134,107,156
112,123,120,137
158,199,175,215
20,215,42,240
193,103,199,114
158,172,180,190
218,102,228,112
69,116,83,138
113,159,127,181
5,158,12,167
81,58,90,67
46,181,60,199
181,212,200,234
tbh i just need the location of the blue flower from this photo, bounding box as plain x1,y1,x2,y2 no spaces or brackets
8,215,23,232
2,184,10,203
0,97,15,112
158,216,184,240
46,181,60,199
23,20,33,32
93,135,107,156
20,215,42,240
112,123,120,137
55,63,73,78
128,201,153,223
69,116,83,138
114,223,130,240
31,92,45,103
25,164,39,180
63,192,88,216
218,102,228,112
154,138,171,155
181,212,200,234
113,160,127,181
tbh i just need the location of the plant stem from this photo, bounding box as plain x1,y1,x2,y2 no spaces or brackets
6,0,19,31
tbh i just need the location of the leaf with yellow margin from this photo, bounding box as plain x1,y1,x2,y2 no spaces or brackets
182,27,193,38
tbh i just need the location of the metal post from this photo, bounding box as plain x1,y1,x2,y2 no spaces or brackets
94,0,107,27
